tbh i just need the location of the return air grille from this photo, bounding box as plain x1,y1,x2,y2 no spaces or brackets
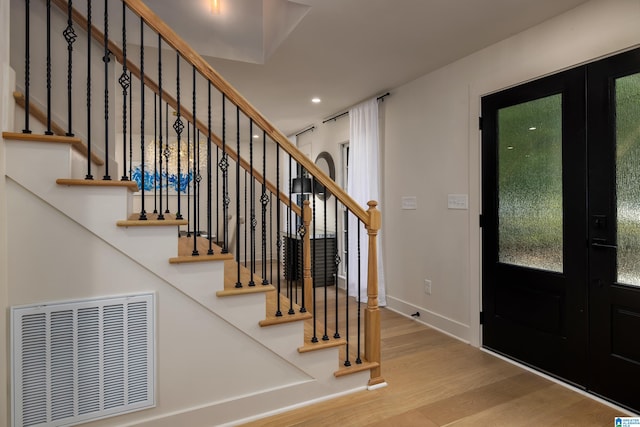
12,294,155,427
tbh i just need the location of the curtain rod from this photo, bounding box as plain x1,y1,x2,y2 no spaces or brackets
322,92,390,124
294,125,315,137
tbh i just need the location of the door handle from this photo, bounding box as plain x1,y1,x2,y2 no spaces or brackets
591,238,617,250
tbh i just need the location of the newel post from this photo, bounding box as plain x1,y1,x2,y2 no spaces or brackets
302,200,313,313
365,200,385,387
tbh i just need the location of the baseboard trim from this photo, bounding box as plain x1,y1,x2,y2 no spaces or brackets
385,296,471,344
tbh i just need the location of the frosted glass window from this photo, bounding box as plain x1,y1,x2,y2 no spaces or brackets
616,73,640,287
498,94,563,272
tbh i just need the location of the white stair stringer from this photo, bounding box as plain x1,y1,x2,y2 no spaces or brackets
4,137,371,424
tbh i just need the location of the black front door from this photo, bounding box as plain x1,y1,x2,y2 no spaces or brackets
482,47,640,412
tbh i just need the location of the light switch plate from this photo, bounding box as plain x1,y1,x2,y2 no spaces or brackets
448,194,468,210
401,196,417,210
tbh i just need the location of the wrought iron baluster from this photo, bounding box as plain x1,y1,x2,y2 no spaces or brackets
235,106,241,286
45,0,53,135
344,207,351,366
102,0,110,180
249,121,256,286
311,172,318,343
129,72,133,179
269,192,273,285
165,102,170,214
287,154,294,315
119,3,129,180
207,81,213,254
157,34,165,220
23,0,31,134
334,197,340,338
64,0,76,136
275,146,282,317
187,122,191,235
153,94,157,213
244,169,248,268
220,94,229,254
261,130,269,285
297,210,306,313
192,67,200,256
322,192,329,340
174,54,184,220
138,17,147,220
356,223,362,364
85,0,93,180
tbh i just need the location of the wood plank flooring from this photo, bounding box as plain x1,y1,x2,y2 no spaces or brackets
241,305,626,426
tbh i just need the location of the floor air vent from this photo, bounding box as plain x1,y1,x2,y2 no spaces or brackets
11,294,155,427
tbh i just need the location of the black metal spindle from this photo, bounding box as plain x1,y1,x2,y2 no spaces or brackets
344,207,351,366
119,3,128,179
235,106,241,286
221,94,229,254
334,198,340,338
102,0,110,180
85,0,93,180
157,35,165,220
23,0,31,134
311,175,318,343
261,130,269,285
45,0,53,135
192,67,200,256
287,155,294,315
64,0,76,136
356,223,362,364
216,145,220,244
196,129,201,234
129,73,133,179
244,169,248,267
322,192,329,340
138,17,147,220
187,122,191,235
297,214,306,313
249,121,256,286
165,102,170,214
269,192,273,285
206,82,213,255
275,145,282,316
153,94,157,213
174,54,184,220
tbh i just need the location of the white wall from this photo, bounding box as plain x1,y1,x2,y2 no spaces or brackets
0,0,11,423
383,0,640,345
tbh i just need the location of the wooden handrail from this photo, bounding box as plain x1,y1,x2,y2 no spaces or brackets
121,0,369,225
51,0,300,217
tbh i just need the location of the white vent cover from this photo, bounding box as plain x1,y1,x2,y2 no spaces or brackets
11,294,155,427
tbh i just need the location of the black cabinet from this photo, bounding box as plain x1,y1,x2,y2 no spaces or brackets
283,234,337,287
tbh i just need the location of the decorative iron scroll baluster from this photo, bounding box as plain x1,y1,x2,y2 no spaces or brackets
85,0,93,180
235,106,241,286
23,0,31,134
221,94,229,254
192,67,200,256
196,129,201,235
102,0,110,180
207,82,213,255
138,17,147,220
269,193,274,285
119,3,129,180
64,0,76,136
244,169,248,267
165,102,170,216
311,175,318,343
45,0,53,135
275,145,282,317
186,122,191,235
297,217,306,313
261,131,269,285
356,224,362,364
287,154,294,315
174,54,184,220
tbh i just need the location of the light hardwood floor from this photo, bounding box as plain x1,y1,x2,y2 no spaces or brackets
241,303,626,426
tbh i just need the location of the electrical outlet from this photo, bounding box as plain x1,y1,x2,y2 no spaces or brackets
424,279,432,295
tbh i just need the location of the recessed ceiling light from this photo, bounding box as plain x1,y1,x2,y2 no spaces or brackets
311,97,321,104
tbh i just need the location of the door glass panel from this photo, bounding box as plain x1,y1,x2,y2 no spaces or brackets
616,73,640,287
498,94,563,272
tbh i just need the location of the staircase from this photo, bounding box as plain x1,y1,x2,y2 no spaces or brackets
1,0,383,425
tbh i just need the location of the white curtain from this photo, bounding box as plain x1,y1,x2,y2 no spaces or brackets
347,99,386,306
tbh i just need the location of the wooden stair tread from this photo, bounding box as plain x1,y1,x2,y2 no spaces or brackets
259,291,312,326
334,359,379,378
10,92,104,166
172,236,233,263
58,178,139,192
118,212,187,228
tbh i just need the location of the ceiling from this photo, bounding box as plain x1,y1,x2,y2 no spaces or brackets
147,0,592,137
